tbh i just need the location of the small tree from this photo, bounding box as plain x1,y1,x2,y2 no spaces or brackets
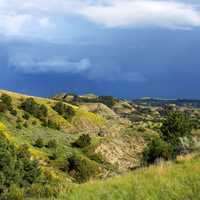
0,102,8,113
21,98,48,120
72,134,91,148
34,138,44,148
10,109,17,116
160,111,192,154
143,137,173,164
0,135,41,197
1,93,12,110
53,102,65,115
23,113,30,120
37,105,48,119
98,96,116,107
47,120,60,130
53,102,75,120
68,155,99,182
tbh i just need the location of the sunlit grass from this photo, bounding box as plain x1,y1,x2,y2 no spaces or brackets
57,155,200,200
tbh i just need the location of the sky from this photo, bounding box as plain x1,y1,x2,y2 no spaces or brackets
0,0,200,99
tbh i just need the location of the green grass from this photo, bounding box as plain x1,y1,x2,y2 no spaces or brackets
27,154,200,200
56,154,200,200
2,90,200,200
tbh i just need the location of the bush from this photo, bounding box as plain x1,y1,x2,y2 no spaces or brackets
49,152,58,160
23,122,28,128
0,136,41,198
72,134,91,148
47,120,60,130
32,120,37,125
21,98,48,121
53,102,75,120
1,93,12,110
34,138,44,148
22,113,30,120
137,127,146,132
10,109,17,116
98,96,116,107
17,144,41,185
143,137,173,165
22,160,41,185
0,102,8,113
68,154,99,182
160,111,192,154
16,123,22,129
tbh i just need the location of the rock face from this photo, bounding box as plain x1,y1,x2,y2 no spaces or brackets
95,135,145,172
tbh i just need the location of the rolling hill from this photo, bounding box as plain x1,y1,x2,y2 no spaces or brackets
0,89,200,199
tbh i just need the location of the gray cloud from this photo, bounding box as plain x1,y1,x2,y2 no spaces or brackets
87,65,147,82
9,54,91,73
8,52,146,82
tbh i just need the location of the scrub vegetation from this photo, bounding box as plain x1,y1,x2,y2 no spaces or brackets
0,90,200,200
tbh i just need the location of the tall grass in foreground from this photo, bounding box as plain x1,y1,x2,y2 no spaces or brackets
59,155,200,200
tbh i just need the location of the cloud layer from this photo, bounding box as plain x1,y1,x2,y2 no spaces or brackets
10,54,91,73
80,1,200,29
0,0,200,39
8,52,146,82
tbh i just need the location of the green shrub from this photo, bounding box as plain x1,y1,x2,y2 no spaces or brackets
137,127,146,132
87,152,104,164
53,102,75,120
0,136,40,198
17,144,41,185
38,105,48,119
49,152,58,160
47,120,60,130
53,102,65,115
0,102,8,113
23,122,28,128
32,120,37,125
16,123,22,129
21,98,48,120
22,113,30,120
34,138,44,148
161,111,192,154
10,109,17,116
1,93,12,110
143,137,173,165
72,134,91,148
98,96,116,107
68,154,99,183
22,160,41,185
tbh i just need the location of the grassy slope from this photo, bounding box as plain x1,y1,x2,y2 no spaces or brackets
0,89,107,132
2,90,200,200
0,90,111,182
61,154,200,200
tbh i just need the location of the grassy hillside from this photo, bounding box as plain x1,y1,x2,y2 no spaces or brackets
64,154,200,200
1,89,200,200
26,153,200,200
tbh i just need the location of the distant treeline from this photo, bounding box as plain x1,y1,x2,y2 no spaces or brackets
132,99,200,108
